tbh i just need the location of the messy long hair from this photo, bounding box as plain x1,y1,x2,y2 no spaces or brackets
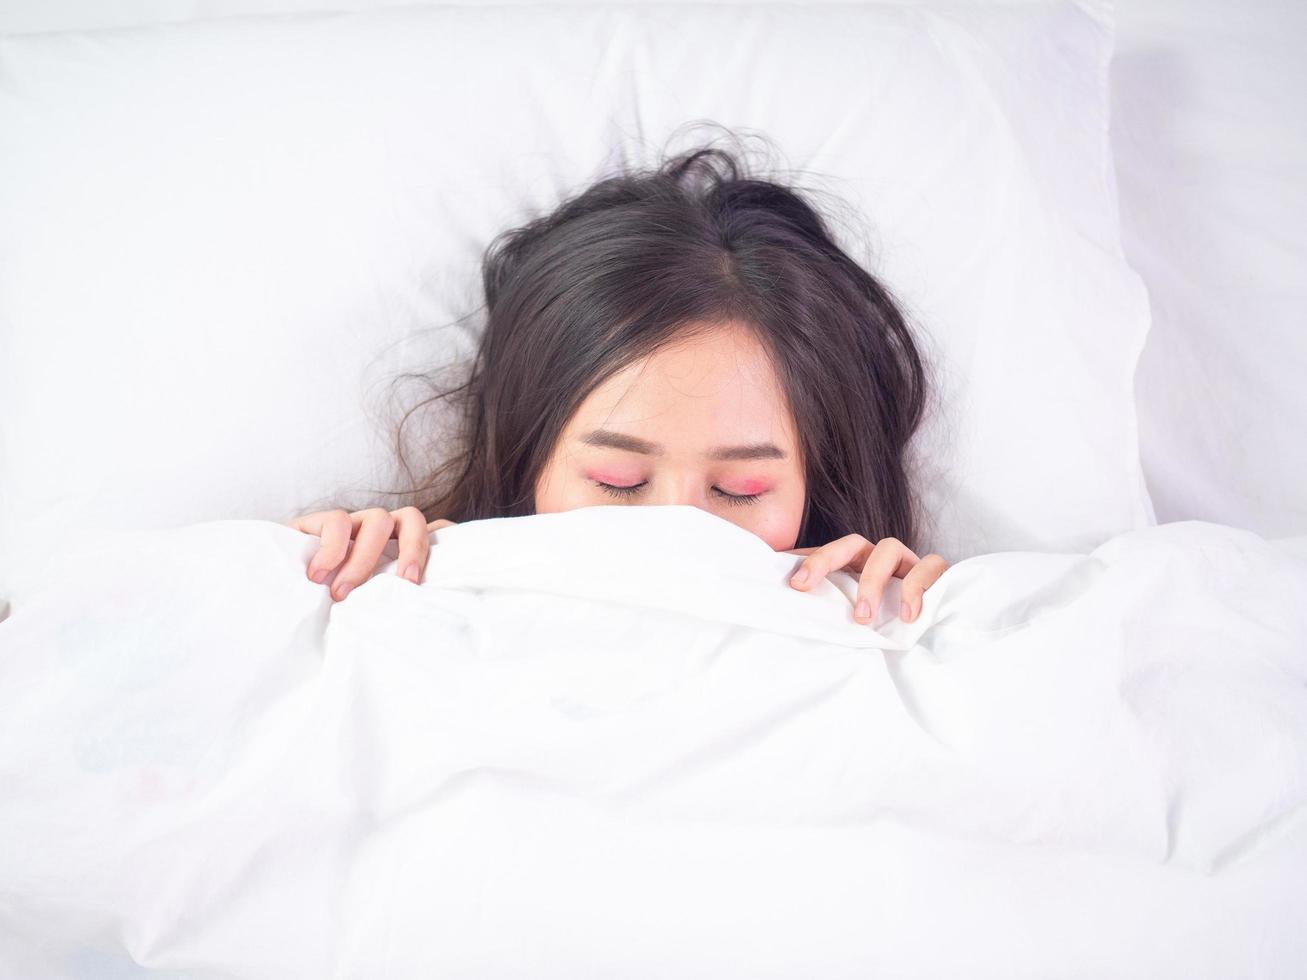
370,126,935,551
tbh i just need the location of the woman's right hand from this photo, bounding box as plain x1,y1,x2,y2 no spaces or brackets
285,507,457,602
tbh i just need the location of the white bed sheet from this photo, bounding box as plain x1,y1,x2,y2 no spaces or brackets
1,505,1305,977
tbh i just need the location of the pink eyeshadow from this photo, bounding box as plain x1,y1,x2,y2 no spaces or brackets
724,478,771,496
584,468,643,486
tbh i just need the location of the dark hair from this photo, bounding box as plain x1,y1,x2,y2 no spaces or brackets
366,126,935,551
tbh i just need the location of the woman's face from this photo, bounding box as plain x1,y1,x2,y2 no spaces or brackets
534,321,807,552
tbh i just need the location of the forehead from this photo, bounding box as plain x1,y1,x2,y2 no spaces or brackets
568,322,796,446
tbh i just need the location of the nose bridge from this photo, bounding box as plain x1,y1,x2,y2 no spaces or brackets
649,466,704,507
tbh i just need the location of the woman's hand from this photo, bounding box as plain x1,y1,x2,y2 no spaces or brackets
285,507,457,602
783,535,949,625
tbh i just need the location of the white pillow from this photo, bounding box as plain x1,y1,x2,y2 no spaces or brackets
0,0,1154,609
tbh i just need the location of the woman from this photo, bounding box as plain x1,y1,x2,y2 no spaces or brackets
289,130,950,626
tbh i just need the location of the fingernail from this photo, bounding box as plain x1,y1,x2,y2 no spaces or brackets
401,563,419,584
791,568,809,587
334,582,353,601
901,601,912,621
309,566,329,585
856,599,871,620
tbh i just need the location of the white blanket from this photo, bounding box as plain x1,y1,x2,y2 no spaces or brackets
2,505,1306,978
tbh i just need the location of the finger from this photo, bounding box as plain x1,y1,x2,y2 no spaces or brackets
854,538,920,623
789,534,873,592
392,507,432,584
285,513,322,534
897,554,950,622
302,510,354,584
331,508,396,602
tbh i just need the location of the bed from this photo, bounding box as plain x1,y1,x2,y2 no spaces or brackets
1,1,1304,976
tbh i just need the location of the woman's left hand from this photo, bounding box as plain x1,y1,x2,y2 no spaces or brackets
782,535,950,625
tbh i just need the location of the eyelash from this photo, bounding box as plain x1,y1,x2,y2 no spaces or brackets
593,481,762,507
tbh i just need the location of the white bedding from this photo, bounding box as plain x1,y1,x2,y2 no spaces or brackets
1,505,1305,977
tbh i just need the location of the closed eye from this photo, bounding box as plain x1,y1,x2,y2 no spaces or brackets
593,481,762,506
594,480,646,499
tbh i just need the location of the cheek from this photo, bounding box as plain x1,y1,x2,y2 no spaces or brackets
738,489,804,552
534,461,573,514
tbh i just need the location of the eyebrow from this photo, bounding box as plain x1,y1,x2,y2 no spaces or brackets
578,428,788,462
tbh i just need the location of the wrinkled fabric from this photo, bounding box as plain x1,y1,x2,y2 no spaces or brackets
1,505,1305,978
